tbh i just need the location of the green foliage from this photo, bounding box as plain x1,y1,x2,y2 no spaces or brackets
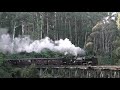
5,50,65,59
0,12,119,77
21,64,39,78
0,58,13,78
10,64,40,78
0,52,5,65
115,47,120,58
11,68,22,78
0,67,11,78
97,55,113,65
115,59,120,65
0,12,108,46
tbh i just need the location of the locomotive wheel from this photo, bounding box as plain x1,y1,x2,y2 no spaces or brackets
83,62,87,65
88,61,92,65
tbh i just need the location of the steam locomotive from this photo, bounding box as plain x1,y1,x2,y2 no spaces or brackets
4,55,98,66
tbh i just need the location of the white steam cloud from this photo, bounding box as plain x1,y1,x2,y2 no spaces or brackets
0,34,85,56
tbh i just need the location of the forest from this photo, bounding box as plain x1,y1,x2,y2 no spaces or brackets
0,12,120,78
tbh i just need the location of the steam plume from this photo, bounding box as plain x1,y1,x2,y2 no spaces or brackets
0,34,85,56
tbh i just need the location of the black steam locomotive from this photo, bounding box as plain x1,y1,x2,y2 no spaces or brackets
4,55,98,66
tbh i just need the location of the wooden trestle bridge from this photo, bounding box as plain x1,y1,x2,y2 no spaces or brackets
36,65,120,78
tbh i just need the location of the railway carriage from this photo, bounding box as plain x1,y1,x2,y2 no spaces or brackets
4,56,98,66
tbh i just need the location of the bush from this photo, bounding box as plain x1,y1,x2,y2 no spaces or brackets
97,55,113,65
21,64,39,78
0,65,13,78
0,52,5,65
5,50,65,59
11,68,22,78
0,67,11,78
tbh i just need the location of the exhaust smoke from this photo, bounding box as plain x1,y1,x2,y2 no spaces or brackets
0,34,85,56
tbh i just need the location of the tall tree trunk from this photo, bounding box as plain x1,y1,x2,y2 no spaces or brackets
74,17,77,46
35,12,40,39
40,12,43,39
13,22,16,40
84,31,88,48
21,21,25,37
57,16,59,39
69,20,72,41
46,13,49,37
64,18,66,39
32,13,36,39
102,30,105,54
61,15,63,39
53,12,56,40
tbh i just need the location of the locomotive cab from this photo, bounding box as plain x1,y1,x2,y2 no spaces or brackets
74,54,98,65
91,56,98,66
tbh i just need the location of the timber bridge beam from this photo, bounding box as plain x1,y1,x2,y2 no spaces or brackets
36,66,120,78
